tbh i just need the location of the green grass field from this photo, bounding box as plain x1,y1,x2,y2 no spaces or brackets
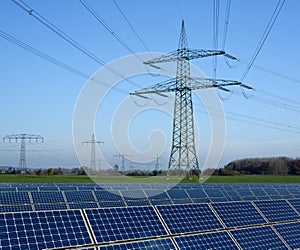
0,174,299,183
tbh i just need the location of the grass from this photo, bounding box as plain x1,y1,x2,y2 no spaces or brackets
0,174,299,183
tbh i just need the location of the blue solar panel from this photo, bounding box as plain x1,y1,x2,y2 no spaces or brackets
288,199,300,213
150,199,173,205
157,203,223,234
167,189,189,199
144,189,169,199
204,188,224,197
125,200,151,206
231,226,287,249
186,189,207,198
175,231,238,250
0,192,31,205
212,201,266,227
255,200,300,222
85,206,167,243
34,203,68,211
31,191,65,204
0,205,32,213
69,202,99,209
65,191,96,202
120,189,147,199
172,199,193,204
99,238,176,250
210,197,229,202
99,201,126,207
235,188,254,197
0,210,92,249
192,198,211,203
94,190,122,201
274,222,300,249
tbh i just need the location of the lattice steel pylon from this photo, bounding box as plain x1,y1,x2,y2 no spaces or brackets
131,20,246,179
82,134,104,170
3,134,44,172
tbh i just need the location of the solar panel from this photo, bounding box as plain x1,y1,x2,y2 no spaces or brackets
172,199,193,204
204,188,224,197
99,238,176,250
255,200,300,222
274,221,300,249
0,209,92,249
156,203,223,234
192,198,211,203
149,199,173,206
144,189,169,199
34,203,68,211
69,202,99,209
85,206,167,244
31,191,65,204
288,199,300,213
212,201,266,228
125,200,151,206
210,197,229,203
94,190,122,201
231,226,287,250
0,205,32,213
175,231,239,250
186,189,207,198
167,189,189,199
64,191,96,203
99,201,126,208
120,189,147,200
0,192,31,205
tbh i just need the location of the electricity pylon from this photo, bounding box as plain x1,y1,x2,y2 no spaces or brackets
131,20,247,179
3,134,44,172
113,154,131,172
82,134,104,169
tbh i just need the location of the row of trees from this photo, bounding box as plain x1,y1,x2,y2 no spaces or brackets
220,157,300,175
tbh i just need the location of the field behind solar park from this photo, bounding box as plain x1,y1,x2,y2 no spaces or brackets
0,174,300,183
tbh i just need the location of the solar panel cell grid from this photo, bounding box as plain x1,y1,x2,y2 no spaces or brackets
94,190,122,201
274,222,300,249
31,191,65,204
255,200,300,222
157,203,223,234
212,201,266,228
64,191,96,202
85,206,167,244
0,192,31,205
34,203,68,211
167,189,189,199
0,210,92,250
175,231,239,250
0,205,32,213
231,226,287,250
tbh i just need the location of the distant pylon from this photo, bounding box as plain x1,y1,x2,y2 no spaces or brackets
82,134,104,169
114,154,131,172
3,134,44,172
131,20,248,179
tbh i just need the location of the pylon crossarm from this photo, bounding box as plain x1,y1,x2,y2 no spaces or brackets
143,49,237,65
130,78,177,96
188,78,242,91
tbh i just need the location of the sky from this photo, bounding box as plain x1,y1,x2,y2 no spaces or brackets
0,0,300,171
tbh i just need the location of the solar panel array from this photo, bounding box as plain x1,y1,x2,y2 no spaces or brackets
0,182,300,249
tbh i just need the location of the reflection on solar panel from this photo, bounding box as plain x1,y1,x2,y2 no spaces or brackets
255,200,300,222
274,222,300,249
85,206,167,244
231,226,287,249
157,203,223,234
144,189,169,199
175,231,238,250
0,210,92,249
99,238,175,250
212,201,266,227
120,189,147,199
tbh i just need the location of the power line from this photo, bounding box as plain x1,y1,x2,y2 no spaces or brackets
0,30,129,94
79,0,136,55
112,0,152,53
240,0,286,81
11,0,141,89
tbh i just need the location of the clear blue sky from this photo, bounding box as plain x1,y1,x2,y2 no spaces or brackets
0,0,300,170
